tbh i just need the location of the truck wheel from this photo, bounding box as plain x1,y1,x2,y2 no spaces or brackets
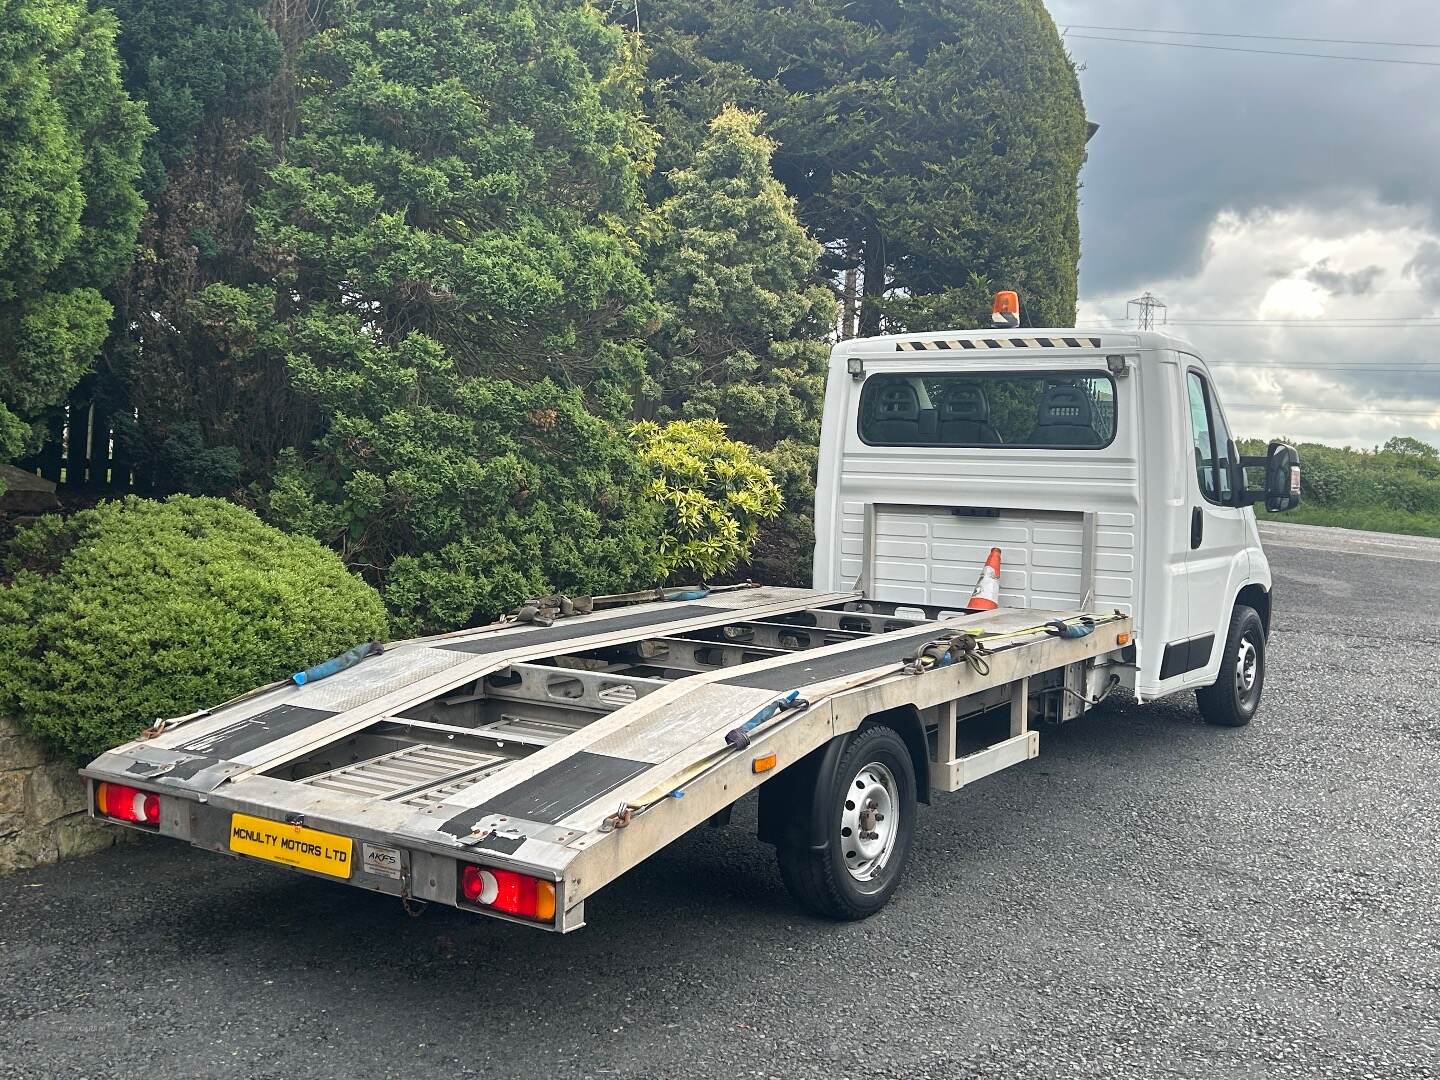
1196,604,1265,728
776,725,917,920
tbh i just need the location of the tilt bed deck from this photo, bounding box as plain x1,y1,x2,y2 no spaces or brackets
84,586,1130,931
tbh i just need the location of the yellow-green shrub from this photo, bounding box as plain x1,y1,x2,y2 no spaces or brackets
632,419,782,580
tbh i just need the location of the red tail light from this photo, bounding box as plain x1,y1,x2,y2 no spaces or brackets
459,865,556,922
95,782,160,826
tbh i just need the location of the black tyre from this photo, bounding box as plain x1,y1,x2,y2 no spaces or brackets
1196,604,1266,727
776,725,917,920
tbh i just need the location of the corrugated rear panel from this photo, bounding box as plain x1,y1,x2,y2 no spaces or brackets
846,505,1135,614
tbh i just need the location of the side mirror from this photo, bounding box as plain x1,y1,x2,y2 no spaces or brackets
1236,441,1301,511
1263,441,1302,512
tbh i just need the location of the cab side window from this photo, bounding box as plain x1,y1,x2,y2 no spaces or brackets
1211,394,1235,502
1186,370,1236,504
1186,371,1219,502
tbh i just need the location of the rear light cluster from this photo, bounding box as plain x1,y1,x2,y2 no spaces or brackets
95,782,160,827
460,865,556,922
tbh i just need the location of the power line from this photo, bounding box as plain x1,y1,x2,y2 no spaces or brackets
1092,287,1435,300
1171,322,1440,326
1091,314,1440,326
1218,373,1440,380
1131,318,1440,329
1063,33,1440,68
1062,24,1440,51
1088,317,1440,331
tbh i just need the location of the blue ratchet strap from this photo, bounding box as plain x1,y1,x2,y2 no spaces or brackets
664,586,711,601
292,641,384,686
724,689,803,750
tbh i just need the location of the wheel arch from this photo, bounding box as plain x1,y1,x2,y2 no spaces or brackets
1236,582,1271,635
859,705,931,807
757,706,930,852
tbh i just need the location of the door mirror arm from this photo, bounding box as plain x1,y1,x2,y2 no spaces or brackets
1233,453,1262,508
1236,441,1302,512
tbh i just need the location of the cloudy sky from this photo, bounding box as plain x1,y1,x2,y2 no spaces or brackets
1047,0,1440,447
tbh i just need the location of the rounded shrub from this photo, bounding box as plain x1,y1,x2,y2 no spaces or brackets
0,495,388,759
631,419,782,580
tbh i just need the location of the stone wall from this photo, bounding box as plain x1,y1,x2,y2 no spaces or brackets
0,716,129,874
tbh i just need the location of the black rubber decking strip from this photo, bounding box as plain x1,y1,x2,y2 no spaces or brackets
175,705,338,759
439,752,651,832
717,624,948,692
437,604,732,655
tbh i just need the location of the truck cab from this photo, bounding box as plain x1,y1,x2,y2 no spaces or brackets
814,325,1300,721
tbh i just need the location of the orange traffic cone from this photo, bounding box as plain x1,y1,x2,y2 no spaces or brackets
967,547,1002,610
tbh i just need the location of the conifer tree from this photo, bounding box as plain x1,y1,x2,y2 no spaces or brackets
0,0,148,487
646,106,836,447
98,0,284,492
248,0,669,631
640,0,1088,332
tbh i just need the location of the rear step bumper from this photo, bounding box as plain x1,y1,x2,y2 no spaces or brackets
83,772,587,932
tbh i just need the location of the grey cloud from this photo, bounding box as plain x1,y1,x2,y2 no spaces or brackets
1052,1,1440,449
1084,207,1440,448
1404,240,1440,300
1053,0,1440,294
1214,324,1440,445
1304,259,1383,296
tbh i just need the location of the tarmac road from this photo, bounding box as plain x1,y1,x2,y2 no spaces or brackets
2,524,1438,1079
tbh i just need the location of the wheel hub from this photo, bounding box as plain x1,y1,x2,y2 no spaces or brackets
1235,635,1258,695
840,762,899,882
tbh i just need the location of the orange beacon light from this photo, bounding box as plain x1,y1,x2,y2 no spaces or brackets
991,290,1021,329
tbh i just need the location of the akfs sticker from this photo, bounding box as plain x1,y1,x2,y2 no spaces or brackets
361,842,403,879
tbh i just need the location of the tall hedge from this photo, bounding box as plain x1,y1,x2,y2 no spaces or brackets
0,0,149,487
107,0,280,190
233,0,670,631
0,497,388,758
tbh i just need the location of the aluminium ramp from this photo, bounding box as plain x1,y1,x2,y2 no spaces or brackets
94,586,855,792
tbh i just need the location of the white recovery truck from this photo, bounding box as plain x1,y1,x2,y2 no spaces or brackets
84,309,1301,932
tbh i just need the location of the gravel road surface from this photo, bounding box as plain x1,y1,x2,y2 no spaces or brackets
3,526,1437,1079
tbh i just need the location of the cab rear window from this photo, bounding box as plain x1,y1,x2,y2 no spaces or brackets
857,372,1117,449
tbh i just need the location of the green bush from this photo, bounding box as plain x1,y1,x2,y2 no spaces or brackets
1293,453,1351,506
0,495,387,758
1241,435,1440,536
264,364,670,637
632,419,782,580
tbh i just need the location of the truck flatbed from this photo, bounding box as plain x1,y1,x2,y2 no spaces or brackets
81,314,1301,932
84,585,1129,930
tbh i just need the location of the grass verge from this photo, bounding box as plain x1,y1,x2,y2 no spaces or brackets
1276,505,1440,539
